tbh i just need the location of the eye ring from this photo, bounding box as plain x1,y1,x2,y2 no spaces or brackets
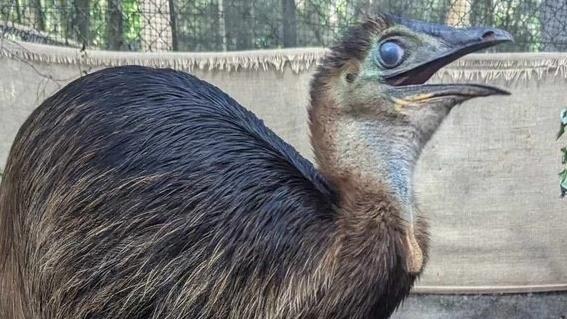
376,40,405,69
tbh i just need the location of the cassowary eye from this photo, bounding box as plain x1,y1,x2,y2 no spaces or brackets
377,41,405,68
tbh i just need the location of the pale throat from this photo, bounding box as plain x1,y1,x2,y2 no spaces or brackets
366,134,425,274
350,122,420,223
332,120,425,274
343,128,424,274
369,139,418,223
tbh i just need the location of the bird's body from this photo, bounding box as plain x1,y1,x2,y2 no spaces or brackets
0,14,512,319
0,66,418,319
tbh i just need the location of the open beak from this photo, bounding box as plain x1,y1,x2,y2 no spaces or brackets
388,83,510,104
384,16,514,103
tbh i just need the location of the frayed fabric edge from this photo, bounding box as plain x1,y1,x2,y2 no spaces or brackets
2,39,567,82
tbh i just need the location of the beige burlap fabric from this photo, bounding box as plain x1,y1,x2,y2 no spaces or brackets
1,39,566,293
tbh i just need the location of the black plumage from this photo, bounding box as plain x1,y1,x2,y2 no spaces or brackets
3,65,412,319
1,66,346,317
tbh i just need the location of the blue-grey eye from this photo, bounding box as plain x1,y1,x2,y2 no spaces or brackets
378,41,405,68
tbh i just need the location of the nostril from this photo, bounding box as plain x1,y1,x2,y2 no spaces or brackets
481,30,496,41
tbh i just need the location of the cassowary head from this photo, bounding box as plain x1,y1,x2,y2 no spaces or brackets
309,14,512,253
309,14,513,184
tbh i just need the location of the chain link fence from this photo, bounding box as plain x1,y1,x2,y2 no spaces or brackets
1,0,567,52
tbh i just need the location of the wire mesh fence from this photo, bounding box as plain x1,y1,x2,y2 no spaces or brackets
1,0,566,52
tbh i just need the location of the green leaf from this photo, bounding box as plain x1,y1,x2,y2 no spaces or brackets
561,169,567,198
559,109,567,139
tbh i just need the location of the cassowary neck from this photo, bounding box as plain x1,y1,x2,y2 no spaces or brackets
309,88,426,275
326,126,425,275
330,119,420,226
364,127,420,223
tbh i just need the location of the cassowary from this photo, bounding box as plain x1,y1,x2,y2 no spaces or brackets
0,14,512,319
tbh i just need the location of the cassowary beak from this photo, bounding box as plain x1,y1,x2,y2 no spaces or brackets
388,83,510,107
383,16,514,105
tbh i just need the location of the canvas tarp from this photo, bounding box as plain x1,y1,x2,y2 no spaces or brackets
1,39,566,294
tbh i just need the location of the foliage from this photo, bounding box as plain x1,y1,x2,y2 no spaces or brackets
91,0,108,48
1,0,566,52
122,0,141,49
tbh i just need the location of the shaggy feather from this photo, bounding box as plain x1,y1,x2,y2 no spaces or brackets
0,64,422,319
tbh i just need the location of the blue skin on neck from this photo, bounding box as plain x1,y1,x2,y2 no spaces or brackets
383,146,415,224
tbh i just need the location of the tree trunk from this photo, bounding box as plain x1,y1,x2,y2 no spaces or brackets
222,0,253,50
234,1,252,50
218,0,227,51
59,0,72,43
74,0,90,45
31,0,45,30
14,0,22,24
281,0,297,47
485,0,493,26
168,0,177,51
107,0,123,50
305,0,323,46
